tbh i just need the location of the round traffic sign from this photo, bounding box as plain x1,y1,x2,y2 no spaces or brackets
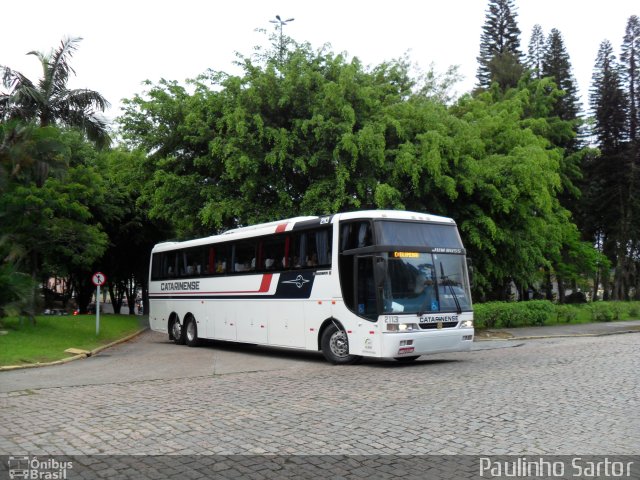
91,272,107,286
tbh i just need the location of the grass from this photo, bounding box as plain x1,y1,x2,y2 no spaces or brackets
0,314,145,366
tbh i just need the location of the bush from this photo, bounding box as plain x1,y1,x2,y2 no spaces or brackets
556,304,577,323
474,301,555,329
588,303,614,322
474,300,640,329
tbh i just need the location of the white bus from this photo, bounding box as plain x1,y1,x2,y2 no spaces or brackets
148,210,474,364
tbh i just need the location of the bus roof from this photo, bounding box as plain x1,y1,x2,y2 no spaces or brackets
336,210,455,224
151,210,456,252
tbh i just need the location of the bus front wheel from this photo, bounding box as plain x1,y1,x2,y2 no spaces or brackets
185,316,199,347
170,318,185,345
321,323,361,365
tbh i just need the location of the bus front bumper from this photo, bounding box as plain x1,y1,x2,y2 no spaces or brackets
380,328,474,358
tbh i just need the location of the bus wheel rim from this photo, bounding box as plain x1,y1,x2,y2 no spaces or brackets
172,321,181,339
329,330,349,357
187,321,195,341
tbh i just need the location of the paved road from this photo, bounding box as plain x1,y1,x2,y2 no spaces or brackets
1,330,638,460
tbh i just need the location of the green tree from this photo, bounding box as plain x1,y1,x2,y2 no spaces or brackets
119,46,423,236
585,39,638,300
100,148,171,315
118,38,598,301
621,15,640,140
538,28,585,300
527,24,545,79
476,0,524,91
0,127,110,317
0,263,33,319
542,29,581,123
0,37,111,148
450,79,596,300
590,41,627,151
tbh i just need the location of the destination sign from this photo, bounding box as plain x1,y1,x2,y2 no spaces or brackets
393,251,420,258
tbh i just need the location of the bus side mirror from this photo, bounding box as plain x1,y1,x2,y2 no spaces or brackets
466,258,474,288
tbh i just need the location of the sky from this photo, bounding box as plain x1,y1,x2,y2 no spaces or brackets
1,0,638,123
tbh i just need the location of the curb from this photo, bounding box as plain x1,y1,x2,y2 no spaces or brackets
475,328,640,342
0,328,148,372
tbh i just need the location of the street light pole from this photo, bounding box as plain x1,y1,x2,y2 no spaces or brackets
270,15,294,64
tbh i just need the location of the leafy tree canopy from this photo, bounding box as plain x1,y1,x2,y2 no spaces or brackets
118,40,596,299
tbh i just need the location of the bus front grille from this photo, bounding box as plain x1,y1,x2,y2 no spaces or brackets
418,321,459,330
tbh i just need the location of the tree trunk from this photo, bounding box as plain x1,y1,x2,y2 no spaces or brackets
593,269,600,302
125,277,138,315
545,268,553,301
557,277,566,304
108,281,125,314
28,250,38,325
142,281,149,317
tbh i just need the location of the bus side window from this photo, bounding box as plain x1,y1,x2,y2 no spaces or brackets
289,233,303,269
233,241,256,273
340,221,372,252
151,253,163,281
166,252,178,279
215,244,229,274
261,235,286,271
207,247,215,275
307,229,331,266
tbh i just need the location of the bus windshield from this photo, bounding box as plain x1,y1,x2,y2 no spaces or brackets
380,252,471,315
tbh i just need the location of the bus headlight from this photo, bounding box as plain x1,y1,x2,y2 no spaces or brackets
387,323,420,332
460,319,474,328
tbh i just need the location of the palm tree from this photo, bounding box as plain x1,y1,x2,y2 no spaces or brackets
0,120,66,190
0,36,111,148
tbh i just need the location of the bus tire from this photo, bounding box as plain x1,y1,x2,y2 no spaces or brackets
170,318,185,345
185,316,199,347
321,323,361,365
394,355,420,362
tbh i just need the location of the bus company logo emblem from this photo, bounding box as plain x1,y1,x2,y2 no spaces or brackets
282,274,310,289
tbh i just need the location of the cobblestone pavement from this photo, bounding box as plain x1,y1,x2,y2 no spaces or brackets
0,331,638,460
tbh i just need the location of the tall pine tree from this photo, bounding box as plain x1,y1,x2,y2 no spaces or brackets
542,29,581,122
538,28,583,300
584,40,628,299
476,0,524,90
620,15,640,140
527,24,545,79
590,41,627,152
618,16,640,299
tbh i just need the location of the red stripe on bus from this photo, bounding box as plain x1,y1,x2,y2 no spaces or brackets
259,274,273,292
156,274,274,295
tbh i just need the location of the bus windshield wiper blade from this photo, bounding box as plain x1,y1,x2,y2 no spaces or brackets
440,262,462,315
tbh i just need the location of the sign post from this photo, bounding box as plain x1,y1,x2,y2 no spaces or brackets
91,272,107,335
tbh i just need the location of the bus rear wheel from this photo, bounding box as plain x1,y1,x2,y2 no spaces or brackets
321,323,361,365
185,316,199,347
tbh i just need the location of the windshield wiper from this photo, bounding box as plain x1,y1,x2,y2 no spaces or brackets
440,262,462,315
416,274,437,317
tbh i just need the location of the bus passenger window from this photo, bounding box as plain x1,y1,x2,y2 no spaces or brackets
233,241,256,273
261,235,286,271
340,221,372,252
